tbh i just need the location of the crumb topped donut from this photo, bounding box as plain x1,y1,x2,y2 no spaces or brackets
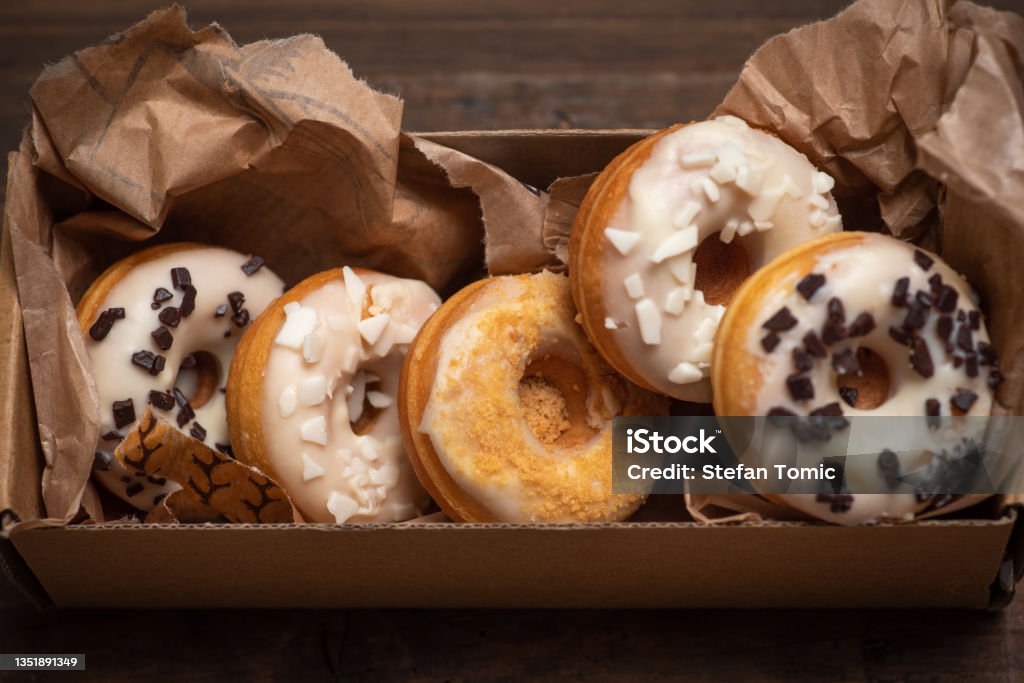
712,232,1002,524
227,267,439,524
398,271,669,523
569,116,842,402
77,243,284,509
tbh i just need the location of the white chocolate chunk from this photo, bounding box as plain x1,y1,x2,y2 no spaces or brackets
624,273,645,299
680,150,716,168
278,385,297,418
369,462,399,488
735,166,763,195
327,491,359,524
303,332,324,363
694,317,717,342
720,218,740,244
754,220,774,232
302,453,326,481
809,193,830,210
748,188,783,222
709,161,737,184
342,266,366,310
604,317,619,329
669,257,697,284
717,142,747,167
813,171,836,193
372,324,397,358
367,390,393,409
651,226,698,263
300,416,328,445
605,228,641,255
361,438,380,462
298,374,327,406
700,177,721,203
693,341,714,363
824,214,843,231
347,372,367,423
341,346,360,374
275,304,318,349
336,448,353,465
668,361,703,384
737,220,755,237
809,210,828,228
672,201,702,229
635,299,662,345
393,323,420,345
664,286,692,315
780,174,803,198
358,313,391,345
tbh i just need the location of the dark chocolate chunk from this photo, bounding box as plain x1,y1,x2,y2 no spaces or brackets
232,309,250,328
215,443,235,458
978,342,998,367
152,354,166,375
148,390,175,411
171,267,191,290
180,285,197,318
966,354,979,378
935,286,958,313
180,353,197,369
951,390,978,414
839,386,858,407
925,398,941,430
158,306,182,328
952,355,964,369
815,493,854,513
969,310,981,330
889,325,911,346
792,348,813,372
88,308,125,341
227,291,245,314
989,370,1004,390
928,273,943,292
902,299,930,331
173,387,189,407
190,422,207,442
215,304,228,318
763,307,798,332
93,451,113,471
241,255,265,276
796,273,826,301
956,324,974,352
125,482,144,498
909,337,934,378
846,312,876,338
878,449,900,488
915,291,934,308
821,319,847,346
803,331,828,358
827,297,845,323
132,350,156,372
153,287,173,304
831,348,860,376
224,330,232,338
177,402,195,427
101,430,123,442
112,399,135,428
761,333,780,353
147,475,167,486
810,402,843,417
936,315,953,342
767,407,797,427
913,249,934,271
151,325,173,351
786,373,815,402
891,277,910,307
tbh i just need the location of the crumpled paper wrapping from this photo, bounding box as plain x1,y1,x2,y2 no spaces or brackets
688,0,1024,523
4,5,538,524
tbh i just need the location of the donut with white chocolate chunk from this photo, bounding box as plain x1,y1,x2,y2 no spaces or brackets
712,232,1002,524
569,116,842,402
77,243,284,509
227,267,439,524
398,271,668,523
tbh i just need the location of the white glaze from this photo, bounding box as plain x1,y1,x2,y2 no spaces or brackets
599,117,842,401
261,268,439,524
742,234,996,524
85,246,284,510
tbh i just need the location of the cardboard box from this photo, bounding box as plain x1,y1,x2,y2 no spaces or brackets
1,130,1021,610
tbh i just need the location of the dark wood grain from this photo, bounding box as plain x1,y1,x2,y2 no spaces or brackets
3,1,1024,681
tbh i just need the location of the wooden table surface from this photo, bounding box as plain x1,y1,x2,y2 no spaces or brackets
3,1,1024,680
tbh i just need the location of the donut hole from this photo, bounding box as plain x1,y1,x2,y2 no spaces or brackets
836,348,891,410
520,353,598,448
349,370,384,436
693,232,750,305
174,352,221,410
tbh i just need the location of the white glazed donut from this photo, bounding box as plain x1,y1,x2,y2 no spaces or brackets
227,267,439,524
77,243,285,509
712,232,1002,524
570,116,842,402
